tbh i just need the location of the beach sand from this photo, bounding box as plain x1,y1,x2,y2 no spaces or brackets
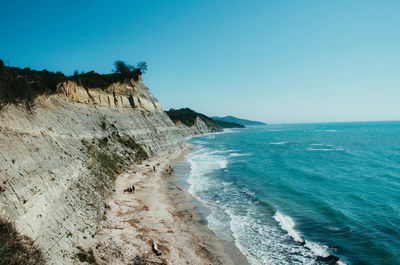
93,144,250,265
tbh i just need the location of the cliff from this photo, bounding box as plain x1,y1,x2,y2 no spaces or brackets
0,79,218,264
166,107,243,130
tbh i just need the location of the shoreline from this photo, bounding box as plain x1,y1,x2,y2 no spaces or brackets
164,145,251,265
94,144,249,265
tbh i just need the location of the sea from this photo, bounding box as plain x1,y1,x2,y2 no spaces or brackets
174,121,400,265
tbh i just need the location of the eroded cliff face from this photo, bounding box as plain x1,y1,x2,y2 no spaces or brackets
0,80,218,264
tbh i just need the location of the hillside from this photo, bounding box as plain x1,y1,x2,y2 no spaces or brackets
0,66,221,264
212,115,266,126
166,108,244,130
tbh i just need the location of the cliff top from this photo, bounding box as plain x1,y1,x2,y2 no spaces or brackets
166,108,244,129
0,60,147,111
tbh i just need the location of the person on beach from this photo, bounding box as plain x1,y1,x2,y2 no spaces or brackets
124,185,135,193
153,165,156,171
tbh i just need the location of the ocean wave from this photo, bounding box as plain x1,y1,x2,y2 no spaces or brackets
228,209,320,265
274,212,343,260
187,149,228,195
273,212,305,243
310,143,333,147
307,148,344,151
186,130,238,140
208,149,241,155
211,129,240,135
219,160,228,169
185,145,347,265
316,130,337,132
229,153,251,157
269,142,289,145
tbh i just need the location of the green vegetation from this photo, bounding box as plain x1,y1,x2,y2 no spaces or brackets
111,133,148,162
66,61,147,90
212,115,266,126
75,246,98,264
0,59,64,111
97,137,109,149
81,133,148,185
213,119,245,129
166,108,218,127
166,108,244,129
0,59,147,111
81,140,122,183
94,152,123,177
0,217,44,265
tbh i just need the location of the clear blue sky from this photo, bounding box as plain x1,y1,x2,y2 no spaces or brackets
1,0,399,123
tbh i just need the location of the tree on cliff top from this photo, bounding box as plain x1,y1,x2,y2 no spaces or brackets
136,61,147,74
113,61,132,77
113,60,147,77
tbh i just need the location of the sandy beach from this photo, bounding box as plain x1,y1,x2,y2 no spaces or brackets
93,144,249,265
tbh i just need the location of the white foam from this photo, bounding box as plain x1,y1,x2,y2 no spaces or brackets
316,129,337,132
304,241,329,258
228,209,318,265
185,130,237,140
274,212,331,258
274,212,304,243
219,160,228,169
208,149,240,155
184,146,334,265
186,147,229,195
229,153,251,157
269,142,289,145
307,148,344,151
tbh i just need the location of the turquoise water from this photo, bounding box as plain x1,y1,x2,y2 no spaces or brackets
179,122,400,265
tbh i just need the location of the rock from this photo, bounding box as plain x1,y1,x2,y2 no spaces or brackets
152,242,162,256
316,254,340,264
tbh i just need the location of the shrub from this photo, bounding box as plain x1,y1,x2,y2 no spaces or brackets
0,217,45,265
113,61,131,77
0,64,64,111
136,61,147,74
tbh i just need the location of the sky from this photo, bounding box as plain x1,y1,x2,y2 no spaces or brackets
1,0,399,123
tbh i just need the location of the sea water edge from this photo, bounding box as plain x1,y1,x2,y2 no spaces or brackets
175,122,400,265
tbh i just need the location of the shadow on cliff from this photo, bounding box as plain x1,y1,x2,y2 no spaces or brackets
0,217,45,265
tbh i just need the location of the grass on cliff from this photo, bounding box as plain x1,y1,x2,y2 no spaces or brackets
111,133,148,162
0,217,45,265
82,140,122,183
82,134,148,184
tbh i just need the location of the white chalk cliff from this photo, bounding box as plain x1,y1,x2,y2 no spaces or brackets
0,79,218,264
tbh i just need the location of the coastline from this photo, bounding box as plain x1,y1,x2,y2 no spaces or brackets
94,143,249,265
165,145,251,265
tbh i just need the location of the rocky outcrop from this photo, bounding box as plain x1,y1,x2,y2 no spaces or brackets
59,79,163,111
0,80,217,264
